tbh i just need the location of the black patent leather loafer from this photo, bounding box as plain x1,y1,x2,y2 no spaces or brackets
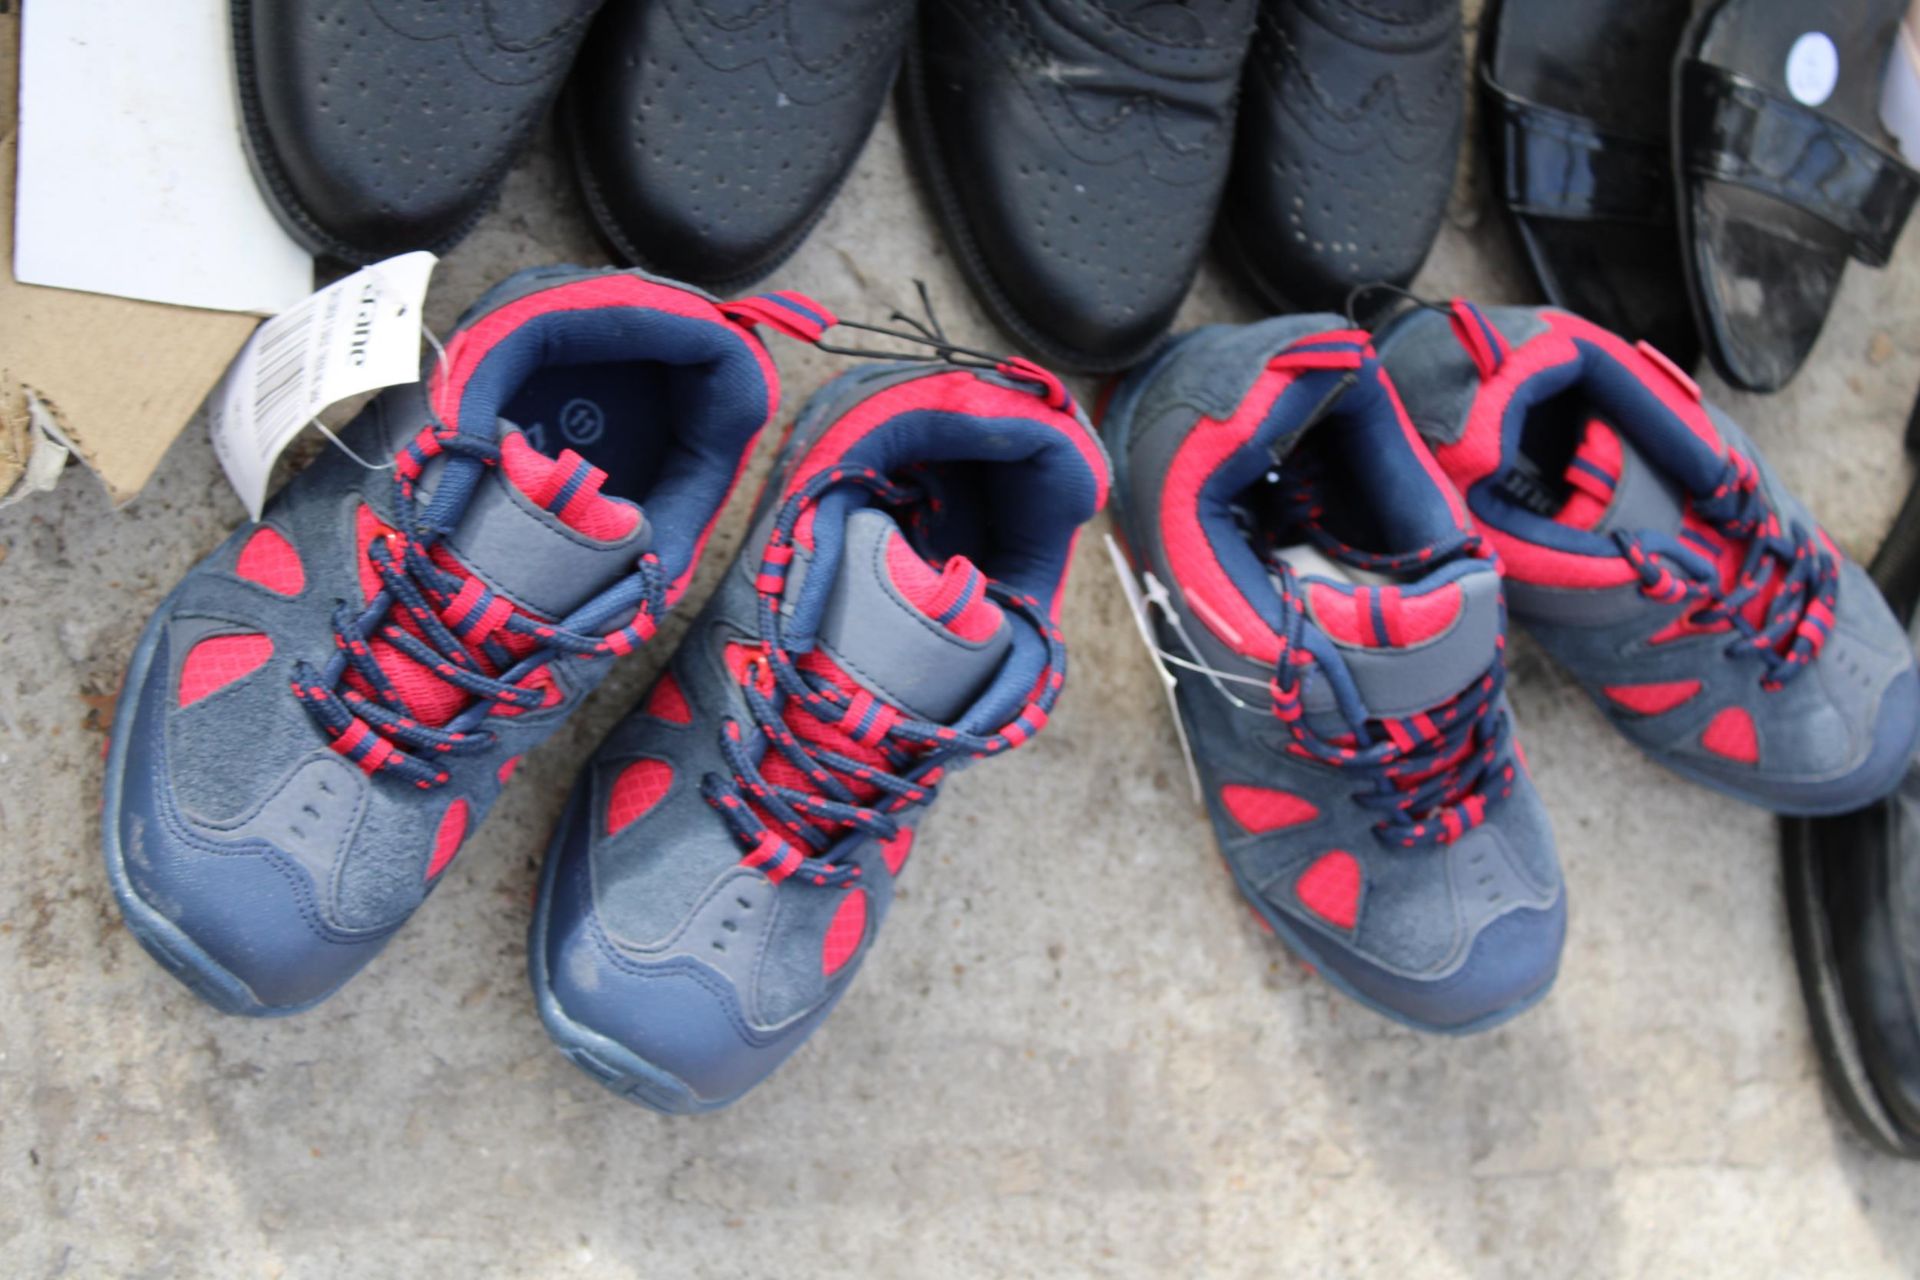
1676,0,1920,392
1479,0,1698,368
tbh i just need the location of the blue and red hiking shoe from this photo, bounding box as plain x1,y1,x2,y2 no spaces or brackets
529,358,1109,1112
1101,319,1564,1033
1377,301,1920,815
101,267,793,1015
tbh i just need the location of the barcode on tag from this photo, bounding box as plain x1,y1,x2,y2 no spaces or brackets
208,251,437,519
247,295,321,455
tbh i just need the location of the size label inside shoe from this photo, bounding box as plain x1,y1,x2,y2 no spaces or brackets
208,252,438,519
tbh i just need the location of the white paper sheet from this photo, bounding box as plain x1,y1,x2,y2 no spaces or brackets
14,0,313,314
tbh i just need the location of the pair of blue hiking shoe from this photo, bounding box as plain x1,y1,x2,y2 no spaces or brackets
1103,302,1920,1034
102,267,1108,1113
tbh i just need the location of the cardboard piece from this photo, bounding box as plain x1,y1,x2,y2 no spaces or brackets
0,4,260,505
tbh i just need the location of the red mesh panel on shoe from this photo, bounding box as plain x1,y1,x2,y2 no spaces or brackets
1306,582,1462,649
607,759,674,835
1602,680,1702,716
1387,585,1463,645
642,672,693,725
1220,784,1320,834
741,649,952,858
757,652,899,810
349,504,553,727
426,798,468,878
235,526,305,595
821,888,868,977
178,634,274,707
880,829,913,875
498,432,640,541
724,641,776,696
1701,706,1758,764
1295,850,1361,930
1680,511,1775,634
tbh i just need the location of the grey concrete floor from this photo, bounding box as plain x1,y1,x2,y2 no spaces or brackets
9,34,1920,1280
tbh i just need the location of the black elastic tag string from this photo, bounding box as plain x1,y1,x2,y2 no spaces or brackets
1343,280,1450,342
813,279,1009,374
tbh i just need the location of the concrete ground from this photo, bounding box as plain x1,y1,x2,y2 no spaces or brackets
8,14,1920,1277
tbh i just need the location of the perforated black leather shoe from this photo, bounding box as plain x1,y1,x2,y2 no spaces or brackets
1217,0,1463,312
903,0,1257,374
565,0,913,291
234,0,604,263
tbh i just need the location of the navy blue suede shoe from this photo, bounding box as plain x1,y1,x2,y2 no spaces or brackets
1102,318,1564,1034
102,267,792,1015
1377,301,1920,817
530,357,1108,1112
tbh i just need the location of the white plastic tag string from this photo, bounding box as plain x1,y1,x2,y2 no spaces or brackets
1104,533,1275,806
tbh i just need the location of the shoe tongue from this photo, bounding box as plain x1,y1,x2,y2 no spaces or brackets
438,421,651,619
1290,549,1503,719
1534,417,1686,539
356,422,653,729
813,508,1012,724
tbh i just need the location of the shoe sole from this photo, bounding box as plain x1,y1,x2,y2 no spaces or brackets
1097,335,1561,1036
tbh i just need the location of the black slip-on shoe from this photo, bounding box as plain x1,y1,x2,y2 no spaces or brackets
1675,0,1919,392
903,0,1257,374
234,0,604,264
1478,0,1698,368
564,0,915,291
1217,0,1463,314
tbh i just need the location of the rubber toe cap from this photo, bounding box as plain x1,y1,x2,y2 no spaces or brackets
1324,894,1567,1034
113,789,389,1014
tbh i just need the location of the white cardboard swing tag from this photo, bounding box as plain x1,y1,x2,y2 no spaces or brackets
208,252,438,520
